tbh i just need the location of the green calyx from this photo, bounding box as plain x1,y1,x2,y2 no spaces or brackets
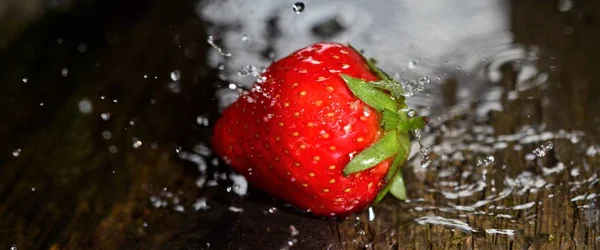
341,45,427,202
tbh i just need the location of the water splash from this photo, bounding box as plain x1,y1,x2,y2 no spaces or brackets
532,141,554,157
206,35,232,57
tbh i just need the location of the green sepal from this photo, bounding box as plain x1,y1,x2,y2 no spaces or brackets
381,109,400,131
367,80,406,101
342,131,400,176
374,132,410,203
341,74,397,112
374,164,408,203
389,170,407,200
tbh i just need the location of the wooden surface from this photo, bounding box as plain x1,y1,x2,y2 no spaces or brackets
0,0,599,249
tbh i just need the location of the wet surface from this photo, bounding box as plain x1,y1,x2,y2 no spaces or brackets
0,0,599,249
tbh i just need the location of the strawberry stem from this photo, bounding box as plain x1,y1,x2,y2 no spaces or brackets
342,131,400,176
343,44,427,203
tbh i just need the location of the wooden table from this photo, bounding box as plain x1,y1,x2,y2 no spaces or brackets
1,0,598,249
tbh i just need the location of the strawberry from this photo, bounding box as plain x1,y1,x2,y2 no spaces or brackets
212,42,425,216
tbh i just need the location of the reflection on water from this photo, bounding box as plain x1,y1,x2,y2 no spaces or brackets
188,0,599,243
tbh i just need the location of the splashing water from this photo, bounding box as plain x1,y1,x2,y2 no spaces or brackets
533,141,554,157
206,35,232,57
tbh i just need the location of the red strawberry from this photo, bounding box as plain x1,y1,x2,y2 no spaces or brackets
212,42,425,216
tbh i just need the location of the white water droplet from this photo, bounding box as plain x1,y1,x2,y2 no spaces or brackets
292,2,305,14
289,225,300,236
77,43,88,53
12,148,22,157
170,70,181,81
101,131,112,140
558,0,573,12
402,77,430,97
533,141,554,157
408,58,420,69
197,116,209,126
22,78,28,83
407,109,417,118
78,99,93,114
61,68,69,77
206,35,232,57
133,138,143,148
100,113,111,121
477,155,495,166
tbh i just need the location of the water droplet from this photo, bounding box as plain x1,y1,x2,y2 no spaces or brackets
108,145,118,153
289,225,300,236
268,207,278,213
10,245,17,250
477,155,495,166
31,187,36,192
61,68,69,77
101,131,112,140
413,129,430,167
197,116,209,126
175,145,182,154
206,35,232,57
77,43,88,53
533,141,554,157
238,65,265,81
292,2,305,14
22,78,28,83
100,113,111,121
170,70,181,81
241,35,249,42
12,148,22,157
78,99,93,114
133,138,143,148
558,0,573,12
408,58,421,69
407,109,417,118
402,77,430,97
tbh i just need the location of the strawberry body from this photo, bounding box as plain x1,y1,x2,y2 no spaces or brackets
212,42,392,216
